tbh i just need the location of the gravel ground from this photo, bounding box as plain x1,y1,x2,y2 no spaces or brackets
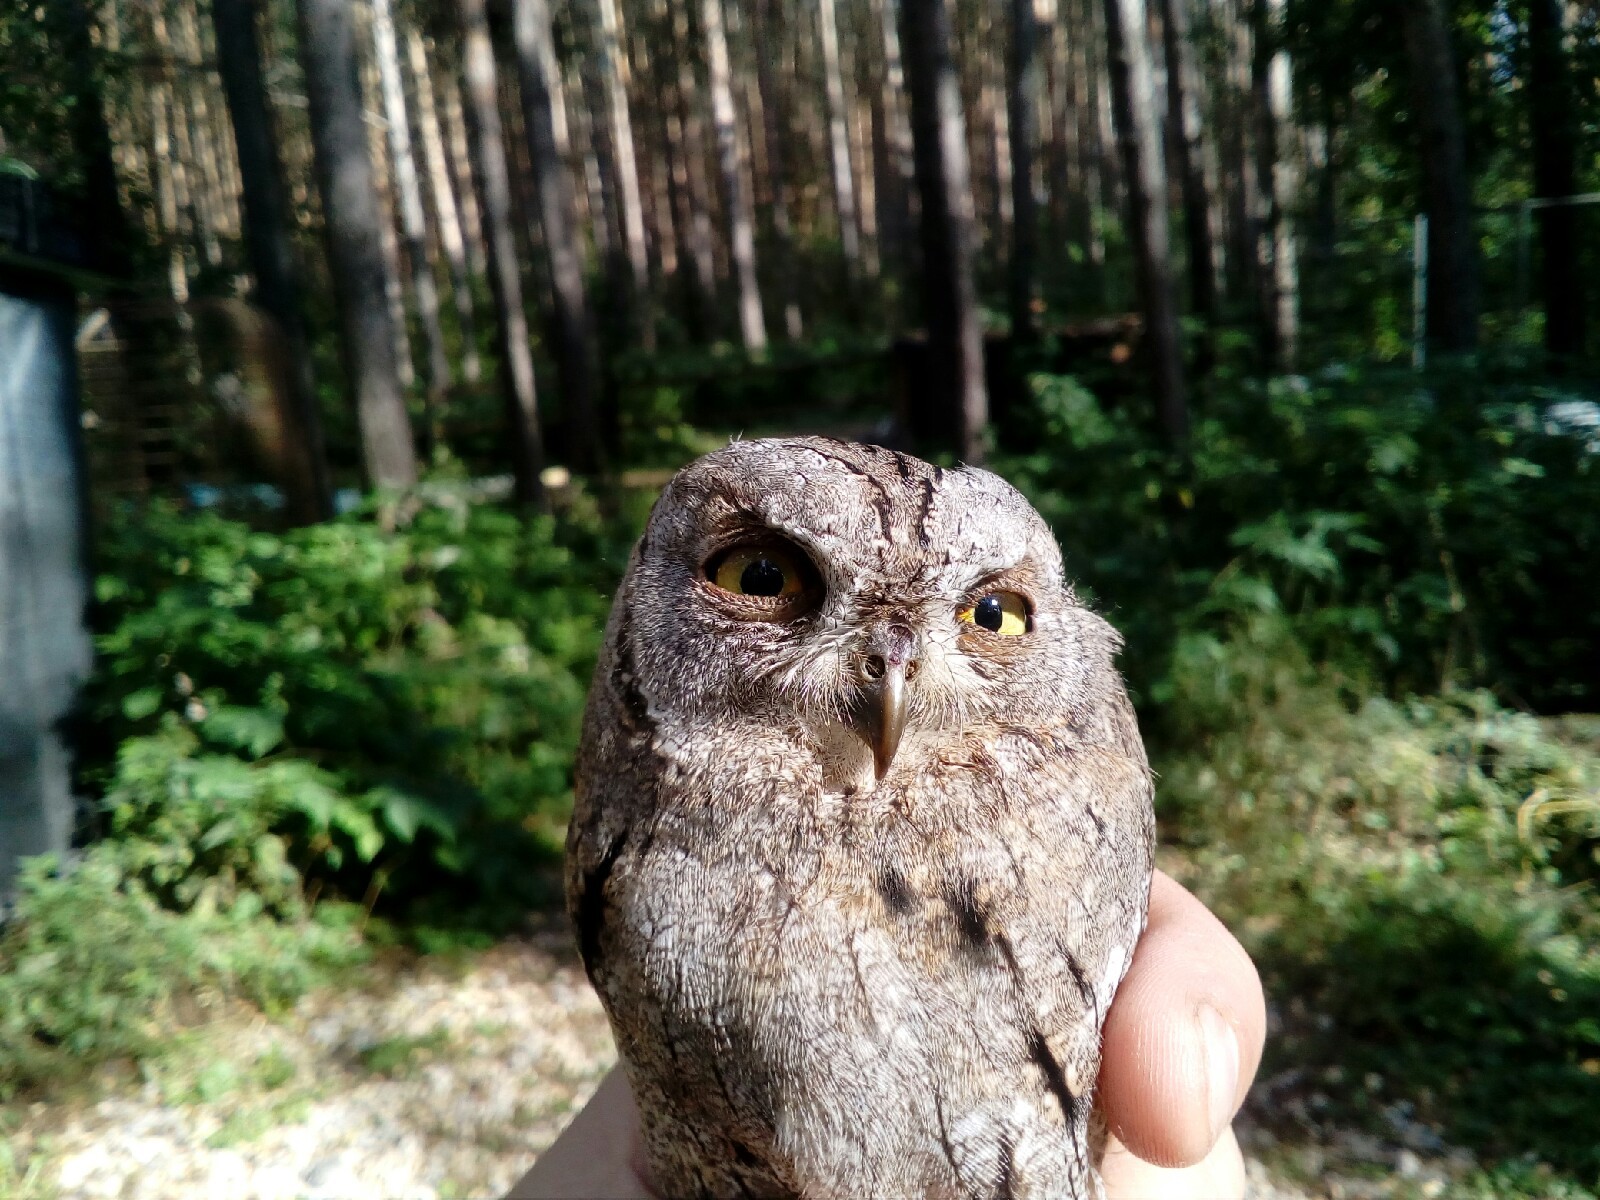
6,933,1466,1200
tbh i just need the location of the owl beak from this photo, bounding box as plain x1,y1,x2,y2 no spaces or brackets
854,666,908,780
849,626,918,780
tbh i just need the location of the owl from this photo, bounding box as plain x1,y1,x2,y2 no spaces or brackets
566,437,1154,1199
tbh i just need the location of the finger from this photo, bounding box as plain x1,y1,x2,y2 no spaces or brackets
1098,870,1266,1168
505,1068,655,1199
1101,1126,1247,1200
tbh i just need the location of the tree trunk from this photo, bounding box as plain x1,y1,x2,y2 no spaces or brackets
595,0,652,315
701,0,768,352
371,0,451,450
752,0,804,339
512,0,605,470
871,0,916,306
663,2,719,336
1527,0,1584,358
51,0,134,275
407,28,482,385
1251,0,1298,369
1156,0,1221,338
459,0,545,505
1008,0,1040,344
1103,0,1189,445
901,0,989,463
819,0,864,283
294,0,418,489
212,0,333,523
1401,0,1479,355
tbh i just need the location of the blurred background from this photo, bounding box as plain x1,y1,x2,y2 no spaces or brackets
0,0,1596,1195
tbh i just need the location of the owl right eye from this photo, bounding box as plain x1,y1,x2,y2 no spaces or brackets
705,543,816,602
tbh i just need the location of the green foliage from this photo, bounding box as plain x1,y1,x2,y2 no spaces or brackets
1007,360,1600,714
1005,363,1600,1184
82,491,629,923
1163,657,1600,1177
0,854,364,1097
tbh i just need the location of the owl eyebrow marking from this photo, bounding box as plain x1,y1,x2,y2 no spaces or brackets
915,477,936,549
802,445,897,542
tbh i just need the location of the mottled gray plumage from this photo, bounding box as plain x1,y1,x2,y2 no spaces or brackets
566,438,1154,1199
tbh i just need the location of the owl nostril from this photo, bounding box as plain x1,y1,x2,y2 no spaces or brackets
905,659,920,679
863,655,886,680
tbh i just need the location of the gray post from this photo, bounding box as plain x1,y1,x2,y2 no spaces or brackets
0,178,96,895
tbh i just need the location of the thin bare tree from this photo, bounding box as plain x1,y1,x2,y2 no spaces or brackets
371,0,451,446
1156,0,1221,340
818,0,864,282
406,27,481,384
459,0,545,504
902,0,990,462
295,0,418,488
1103,0,1189,444
1402,0,1478,354
512,0,604,469
212,0,332,522
1527,0,1585,358
1008,0,1041,343
702,0,768,351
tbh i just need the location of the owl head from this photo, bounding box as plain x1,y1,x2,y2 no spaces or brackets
617,438,1124,793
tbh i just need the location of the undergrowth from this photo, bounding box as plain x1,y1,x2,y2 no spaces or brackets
1,359,1596,1191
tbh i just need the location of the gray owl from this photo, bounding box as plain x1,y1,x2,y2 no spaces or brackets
566,437,1154,1199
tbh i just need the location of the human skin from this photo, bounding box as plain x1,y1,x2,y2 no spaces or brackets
511,869,1266,1200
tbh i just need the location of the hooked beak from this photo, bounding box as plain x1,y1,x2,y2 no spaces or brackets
847,624,919,780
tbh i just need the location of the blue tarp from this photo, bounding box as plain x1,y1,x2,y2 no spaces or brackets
0,285,92,895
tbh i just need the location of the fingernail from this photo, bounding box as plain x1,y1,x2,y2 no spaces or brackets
1200,1003,1240,1143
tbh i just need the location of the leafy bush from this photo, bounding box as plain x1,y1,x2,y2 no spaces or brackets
1161,634,1600,1176
1005,359,1600,714
80,490,632,924
0,853,364,1096
1001,363,1600,1182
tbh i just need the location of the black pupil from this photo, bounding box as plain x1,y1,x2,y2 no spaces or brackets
740,558,787,597
974,595,1006,631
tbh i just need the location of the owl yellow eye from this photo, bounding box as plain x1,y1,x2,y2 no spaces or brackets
707,544,811,599
959,591,1031,636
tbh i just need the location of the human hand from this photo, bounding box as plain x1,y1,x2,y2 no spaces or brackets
509,869,1265,1199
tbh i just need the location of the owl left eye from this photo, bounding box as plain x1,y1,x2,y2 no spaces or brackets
705,543,813,600
959,591,1031,636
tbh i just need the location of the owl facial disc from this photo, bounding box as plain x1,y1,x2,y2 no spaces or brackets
848,622,920,779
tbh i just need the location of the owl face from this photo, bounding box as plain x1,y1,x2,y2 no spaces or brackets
622,438,1116,790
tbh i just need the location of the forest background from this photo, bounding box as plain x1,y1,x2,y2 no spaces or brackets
0,0,1598,1195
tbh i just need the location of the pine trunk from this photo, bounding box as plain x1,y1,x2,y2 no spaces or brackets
1527,0,1584,357
901,0,990,463
1008,0,1040,343
1401,0,1479,355
371,0,451,446
294,0,419,489
1156,0,1221,336
1251,0,1298,368
819,0,863,282
1103,0,1189,445
512,0,605,469
595,0,653,310
211,0,332,522
407,28,482,384
702,0,769,352
752,0,805,339
459,0,545,505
